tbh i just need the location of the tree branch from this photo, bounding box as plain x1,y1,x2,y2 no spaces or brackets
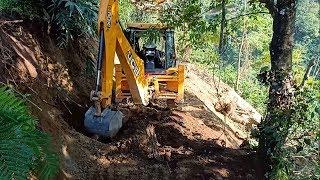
299,58,317,89
258,0,276,15
227,11,269,21
0,20,23,27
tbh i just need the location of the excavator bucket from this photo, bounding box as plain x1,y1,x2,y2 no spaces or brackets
84,107,123,138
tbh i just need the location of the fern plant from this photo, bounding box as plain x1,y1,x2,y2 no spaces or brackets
0,87,59,179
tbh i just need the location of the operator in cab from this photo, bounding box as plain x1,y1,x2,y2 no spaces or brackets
141,42,164,71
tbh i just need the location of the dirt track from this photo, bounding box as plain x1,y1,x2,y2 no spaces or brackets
0,21,261,179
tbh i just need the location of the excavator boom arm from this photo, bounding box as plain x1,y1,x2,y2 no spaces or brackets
96,0,149,107
84,0,150,138
85,0,184,138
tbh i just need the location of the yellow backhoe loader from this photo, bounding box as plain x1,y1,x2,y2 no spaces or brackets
84,0,185,138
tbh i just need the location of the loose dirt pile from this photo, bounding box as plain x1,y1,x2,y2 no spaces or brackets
57,103,258,179
0,20,261,179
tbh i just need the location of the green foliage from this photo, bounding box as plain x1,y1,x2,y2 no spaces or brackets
49,0,98,47
0,0,44,19
215,65,268,114
258,57,319,179
119,0,136,25
292,47,308,83
162,0,271,115
140,29,162,44
295,0,319,42
190,45,220,65
0,0,99,47
225,13,272,65
0,0,161,46
119,0,157,24
161,0,218,46
264,79,320,180
238,72,268,114
258,79,319,180
190,49,268,113
282,79,320,179
0,87,58,179
295,0,320,66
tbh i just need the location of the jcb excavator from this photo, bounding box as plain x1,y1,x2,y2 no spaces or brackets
84,0,185,138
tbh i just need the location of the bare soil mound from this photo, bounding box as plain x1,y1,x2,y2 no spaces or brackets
57,102,258,179
0,20,260,179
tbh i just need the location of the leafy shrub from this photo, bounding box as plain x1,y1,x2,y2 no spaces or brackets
260,79,320,180
280,79,320,179
48,0,98,47
0,0,99,46
239,72,268,114
190,46,220,66
0,0,44,19
0,87,58,179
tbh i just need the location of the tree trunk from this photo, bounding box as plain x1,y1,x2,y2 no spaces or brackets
236,0,248,92
219,0,227,54
313,60,320,78
236,36,244,92
299,58,316,88
182,44,192,62
258,0,297,176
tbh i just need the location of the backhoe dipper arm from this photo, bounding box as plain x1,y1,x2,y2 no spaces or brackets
93,0,149,110
85,0,162,137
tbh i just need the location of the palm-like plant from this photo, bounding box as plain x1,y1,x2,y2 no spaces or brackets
49,0,99,47
0,87,58,179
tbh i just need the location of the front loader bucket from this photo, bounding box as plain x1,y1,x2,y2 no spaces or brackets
84,107,123,138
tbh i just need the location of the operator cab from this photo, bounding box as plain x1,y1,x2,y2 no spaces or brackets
124,23,176,73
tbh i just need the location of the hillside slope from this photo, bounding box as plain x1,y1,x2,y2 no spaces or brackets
0,20,261,179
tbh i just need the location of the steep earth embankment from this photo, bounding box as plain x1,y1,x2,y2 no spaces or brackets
0,20,261,179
